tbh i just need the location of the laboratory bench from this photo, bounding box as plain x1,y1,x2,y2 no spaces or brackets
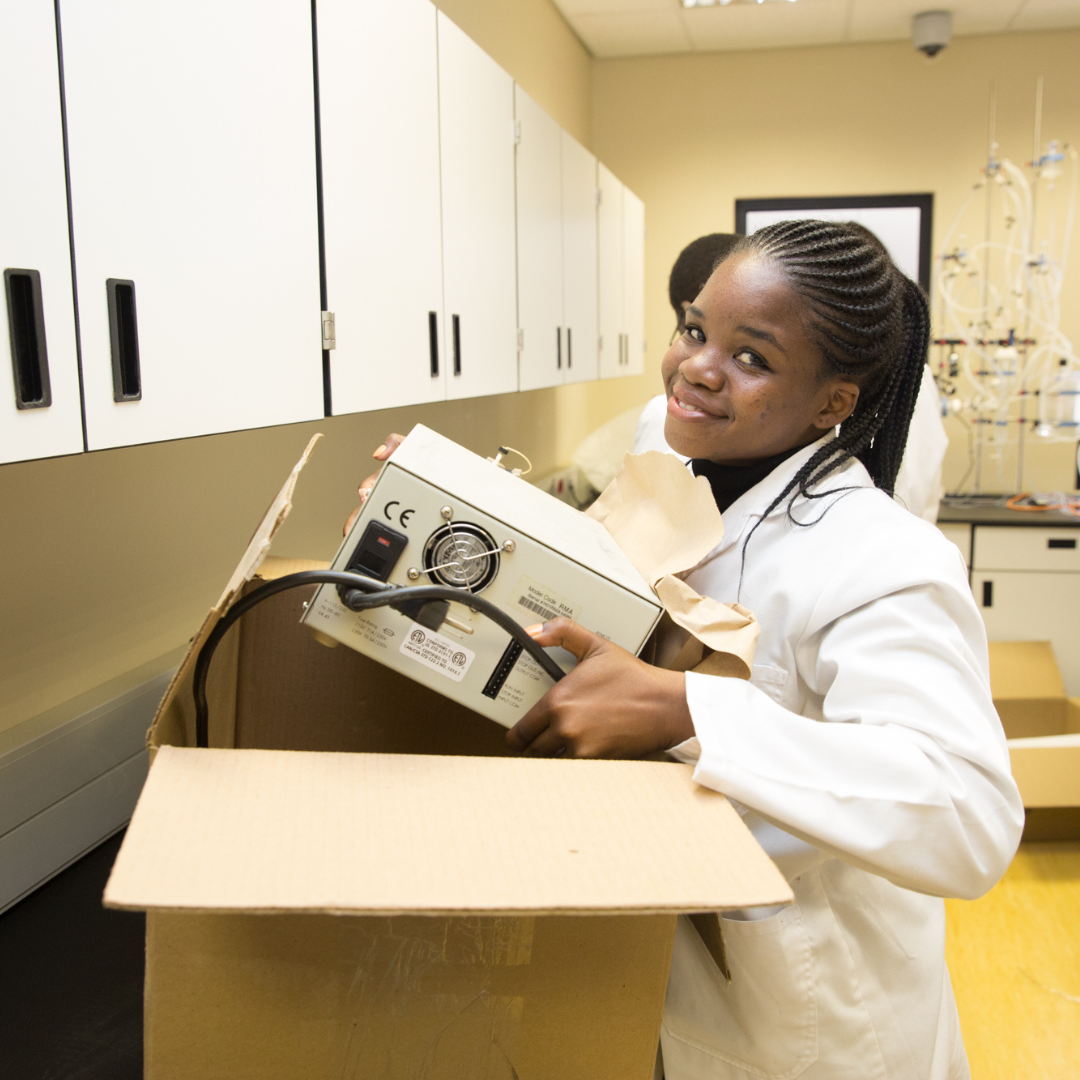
937,495,1080,696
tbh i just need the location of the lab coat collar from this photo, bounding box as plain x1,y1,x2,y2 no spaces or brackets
692,432,855,567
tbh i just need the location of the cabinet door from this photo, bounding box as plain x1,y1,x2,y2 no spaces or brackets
622,186,646,377
514,86,563,393
61,0,323,449
0,0,83,464
437,12,518,402
597,164,624,381
318,0,445,414
561,132,598,385
972,570,1080,696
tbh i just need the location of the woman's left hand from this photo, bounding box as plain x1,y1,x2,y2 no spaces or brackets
507,618,695,758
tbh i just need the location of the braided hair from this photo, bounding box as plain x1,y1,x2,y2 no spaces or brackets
731,220,931,551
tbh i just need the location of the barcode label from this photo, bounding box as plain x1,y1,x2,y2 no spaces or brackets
508,574,581,625
518,595,559,621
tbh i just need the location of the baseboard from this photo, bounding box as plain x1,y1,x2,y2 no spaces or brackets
0,648,184,914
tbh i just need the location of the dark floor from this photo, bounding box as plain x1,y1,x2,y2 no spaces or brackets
0,832,144,1080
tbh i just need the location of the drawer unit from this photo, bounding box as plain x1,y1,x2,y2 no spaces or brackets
937,523,972,569
973,570,1080,696
972,526,1080,573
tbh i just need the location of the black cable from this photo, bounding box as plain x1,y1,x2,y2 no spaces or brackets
193,570,566,748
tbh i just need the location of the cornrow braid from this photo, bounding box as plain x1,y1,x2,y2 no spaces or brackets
732,220,931,575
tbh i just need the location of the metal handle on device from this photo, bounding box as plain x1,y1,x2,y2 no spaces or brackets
567,326,572,369
556,326,561,370
3,268,52,409
452,313,462,376
106,278,141,401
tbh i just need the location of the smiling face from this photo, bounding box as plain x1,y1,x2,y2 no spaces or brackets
661,252,861,465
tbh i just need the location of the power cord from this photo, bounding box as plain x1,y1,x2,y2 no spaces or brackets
192,570,566,748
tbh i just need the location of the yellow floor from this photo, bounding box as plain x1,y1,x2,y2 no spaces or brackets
946,842,1080,1080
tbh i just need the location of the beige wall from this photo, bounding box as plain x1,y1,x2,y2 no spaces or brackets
592,29,1080,495
0,0,654,737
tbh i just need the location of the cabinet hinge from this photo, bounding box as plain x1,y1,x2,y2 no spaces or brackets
517,327,525,351
321,311,336,351
512,119,521,145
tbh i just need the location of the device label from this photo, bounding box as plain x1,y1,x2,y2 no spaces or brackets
507,574,582,625
399,623,475,682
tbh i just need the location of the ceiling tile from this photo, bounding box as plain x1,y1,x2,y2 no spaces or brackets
684,0,849,52
848,0,1023,42
1010,0,1080,30
553,0,676,16
569,10,693,57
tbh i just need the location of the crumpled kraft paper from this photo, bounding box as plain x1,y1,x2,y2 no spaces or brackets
587,451,758,680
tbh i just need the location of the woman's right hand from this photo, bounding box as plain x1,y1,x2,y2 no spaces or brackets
343,432,406,536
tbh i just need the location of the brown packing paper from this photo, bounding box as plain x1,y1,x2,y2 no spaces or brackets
588,451,758,679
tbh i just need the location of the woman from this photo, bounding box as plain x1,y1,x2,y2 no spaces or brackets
360,221,1022,1079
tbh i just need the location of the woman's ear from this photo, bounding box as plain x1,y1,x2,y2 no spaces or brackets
815,381,860,430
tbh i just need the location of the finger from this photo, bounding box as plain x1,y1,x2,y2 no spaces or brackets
343,505,362,537
524,617,606,664
357,470,380,495
373,433,406,461
523,726,570,757
506,697,554,752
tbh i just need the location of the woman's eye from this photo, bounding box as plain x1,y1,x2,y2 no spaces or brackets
734,348,768,370
684,325,706,344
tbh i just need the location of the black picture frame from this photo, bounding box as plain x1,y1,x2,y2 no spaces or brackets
734,194,934,291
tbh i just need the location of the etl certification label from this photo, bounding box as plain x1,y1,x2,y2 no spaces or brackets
399,624,475,682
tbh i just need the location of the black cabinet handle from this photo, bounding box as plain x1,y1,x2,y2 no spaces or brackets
567,327,572,369
106,278,141,401
452,314,461,376
1048,538,1077,549
556,327,561,370
428,311,439,377
3,268,52,409
982,580,993,607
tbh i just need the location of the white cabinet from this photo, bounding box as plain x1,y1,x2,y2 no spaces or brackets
597,164,623,382
437,12,518,402
317,0,445,415
1,0,83,464
514,86,564,393
622,186,646,377
60,0,324,450
561,132,598,385
598,166,645,381
972,525,1080,695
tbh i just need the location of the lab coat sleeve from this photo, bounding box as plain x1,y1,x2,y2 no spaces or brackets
683,581,1024,900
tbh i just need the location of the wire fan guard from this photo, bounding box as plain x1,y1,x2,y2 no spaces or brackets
423,522,500,593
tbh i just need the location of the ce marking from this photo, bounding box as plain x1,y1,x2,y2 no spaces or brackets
383,501,415,528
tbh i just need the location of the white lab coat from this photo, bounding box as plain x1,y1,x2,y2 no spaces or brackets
633,362,950,523
644,437,1022,1080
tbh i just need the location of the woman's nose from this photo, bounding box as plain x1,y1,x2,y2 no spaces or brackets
681,346,724,391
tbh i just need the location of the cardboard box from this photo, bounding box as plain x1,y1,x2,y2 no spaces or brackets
105,438,793,1079
991,641,1080,841
989,641,1077,739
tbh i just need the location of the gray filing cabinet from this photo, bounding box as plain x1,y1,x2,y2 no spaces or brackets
938,505,1080,695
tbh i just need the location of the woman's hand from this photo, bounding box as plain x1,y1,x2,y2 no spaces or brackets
343,432,407,536
507,618,695,758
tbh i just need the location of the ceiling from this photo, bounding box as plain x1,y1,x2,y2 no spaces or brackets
551,0,1080,58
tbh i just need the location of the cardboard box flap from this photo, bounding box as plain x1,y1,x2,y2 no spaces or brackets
105,747,793,915
989,641,1064,701
1008,733,1080,808
146,439,322,751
